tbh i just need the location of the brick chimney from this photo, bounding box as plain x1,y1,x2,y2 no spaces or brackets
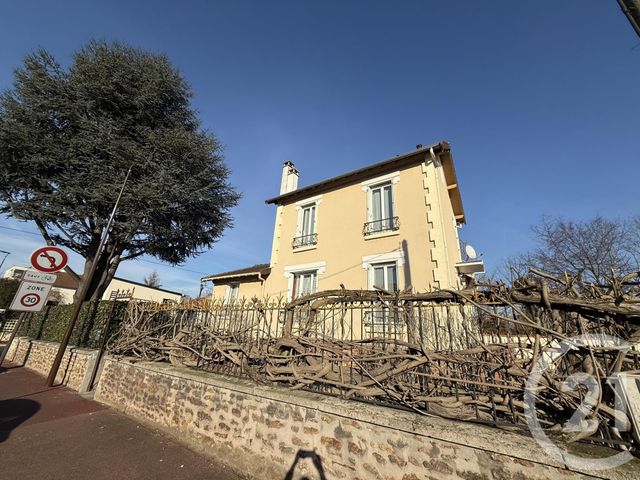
280,161,299,194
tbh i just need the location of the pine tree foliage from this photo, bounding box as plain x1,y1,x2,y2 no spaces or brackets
0,41,240,300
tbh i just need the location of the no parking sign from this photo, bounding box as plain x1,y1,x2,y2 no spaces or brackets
29,246,68,273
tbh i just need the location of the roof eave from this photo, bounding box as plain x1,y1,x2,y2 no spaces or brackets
201,267,271,283
264,141,451,205
438,149,466,224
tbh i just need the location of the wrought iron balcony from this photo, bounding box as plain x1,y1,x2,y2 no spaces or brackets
363,217,400,236
292,233,318,249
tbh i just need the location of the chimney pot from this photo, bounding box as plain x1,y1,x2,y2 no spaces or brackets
280,161,299,195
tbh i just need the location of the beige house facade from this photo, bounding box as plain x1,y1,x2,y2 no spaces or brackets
203,141,481,301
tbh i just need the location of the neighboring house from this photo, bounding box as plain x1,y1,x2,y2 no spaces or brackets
203,141,483,301
200,264,271,303
2,266,183,304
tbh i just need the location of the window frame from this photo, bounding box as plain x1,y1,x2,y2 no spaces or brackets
368,261,398,292
365,260,401,338
284,261,326,301
293,195,322,250
297,202,317,237
368,182,394,224
361,172,400,237
224,283,240,303
291,270,318,299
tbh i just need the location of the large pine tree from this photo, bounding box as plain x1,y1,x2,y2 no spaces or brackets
0,40,240,300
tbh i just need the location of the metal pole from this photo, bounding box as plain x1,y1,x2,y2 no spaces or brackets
0,250,10,273
0,312,27,366
86,291,120,390
618,0,640,38
46,165,133,387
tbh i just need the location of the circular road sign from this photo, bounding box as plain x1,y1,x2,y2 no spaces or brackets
20,293,41,307
30,246,68,273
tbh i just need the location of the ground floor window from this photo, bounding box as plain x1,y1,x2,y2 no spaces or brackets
225,283,239,303
292,270,317,299
370,262,398,292
367,261,401,337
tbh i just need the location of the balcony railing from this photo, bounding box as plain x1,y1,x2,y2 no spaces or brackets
292,233,318,249
363,216,400,236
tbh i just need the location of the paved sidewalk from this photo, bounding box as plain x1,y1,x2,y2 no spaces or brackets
0,363,244,480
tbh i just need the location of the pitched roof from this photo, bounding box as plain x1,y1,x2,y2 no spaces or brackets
201,263,271,282
264,141,464,224
52,271,79,289
110,277,183,295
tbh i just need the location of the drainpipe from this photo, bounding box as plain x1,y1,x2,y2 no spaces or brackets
257,272,265,297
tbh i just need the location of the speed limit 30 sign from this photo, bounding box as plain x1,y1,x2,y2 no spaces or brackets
9,281,52,312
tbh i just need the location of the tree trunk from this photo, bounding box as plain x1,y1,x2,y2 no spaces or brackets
73,237,123,302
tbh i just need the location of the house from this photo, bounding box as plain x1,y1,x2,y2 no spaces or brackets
202,141,483,301
2,266,183,304
200,264,271,303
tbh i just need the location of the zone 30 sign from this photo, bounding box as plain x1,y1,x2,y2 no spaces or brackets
8,245,68,312
9,281,53,312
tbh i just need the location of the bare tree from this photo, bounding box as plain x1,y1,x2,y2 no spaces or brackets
626,215,640,266
497,253,532,283
143,270,161,288
505,216,638,284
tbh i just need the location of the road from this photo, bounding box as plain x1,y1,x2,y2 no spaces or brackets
0,363,244,480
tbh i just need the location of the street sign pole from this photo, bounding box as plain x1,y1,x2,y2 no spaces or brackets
46,164,133,387
0,250,10,272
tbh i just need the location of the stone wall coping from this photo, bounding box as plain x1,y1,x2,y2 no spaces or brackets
104,357,562,469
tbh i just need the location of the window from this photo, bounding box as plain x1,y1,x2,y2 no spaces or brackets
371,183,393,222
367,261,401,337
285,261,326,301
292,270,317,298
370,262,398,292
364,182,399,236
301,204,316,236
293,202,318,249
225,283,239,303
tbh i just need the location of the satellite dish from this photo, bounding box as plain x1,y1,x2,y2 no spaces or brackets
465,244,477,260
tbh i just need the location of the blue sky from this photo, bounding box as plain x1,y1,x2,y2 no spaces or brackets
1,1,639,295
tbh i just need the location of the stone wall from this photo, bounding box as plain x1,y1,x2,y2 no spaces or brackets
5,336,98,392
95,357,638,480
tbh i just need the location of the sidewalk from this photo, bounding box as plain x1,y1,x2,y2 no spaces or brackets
0,363,244,480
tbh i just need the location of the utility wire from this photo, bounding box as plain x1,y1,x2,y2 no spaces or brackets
0,224,209,275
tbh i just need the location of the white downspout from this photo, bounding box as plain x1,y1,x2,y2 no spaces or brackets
258,272,265,297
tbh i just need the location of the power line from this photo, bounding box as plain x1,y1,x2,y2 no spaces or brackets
137,258,208,275
0,224,209,275
0,225,40,236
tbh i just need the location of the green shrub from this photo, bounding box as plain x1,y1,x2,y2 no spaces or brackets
18,300,128,348
0,278,20,309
